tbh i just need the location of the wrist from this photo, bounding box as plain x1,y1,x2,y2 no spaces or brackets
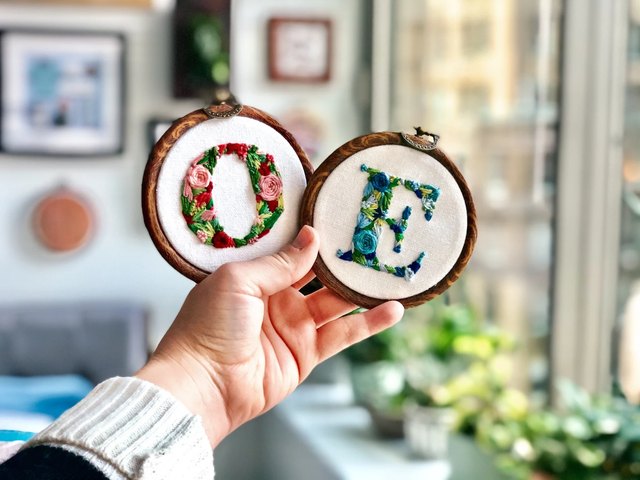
135,353,230,447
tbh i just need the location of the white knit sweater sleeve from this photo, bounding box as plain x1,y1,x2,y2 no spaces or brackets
23,377,214,480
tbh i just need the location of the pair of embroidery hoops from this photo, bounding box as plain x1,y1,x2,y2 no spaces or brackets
143,95,476,308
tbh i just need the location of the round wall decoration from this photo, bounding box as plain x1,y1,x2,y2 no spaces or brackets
32,187,94,253
300,130,477,309
143,101,313,282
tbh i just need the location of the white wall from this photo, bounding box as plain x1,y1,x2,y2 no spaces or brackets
0,1,367,347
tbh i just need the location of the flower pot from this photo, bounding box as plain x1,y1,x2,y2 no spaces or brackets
404,404,455,459
348,361,404,406
364,404,405,438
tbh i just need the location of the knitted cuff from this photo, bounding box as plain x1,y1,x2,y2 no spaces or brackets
24,377,214,480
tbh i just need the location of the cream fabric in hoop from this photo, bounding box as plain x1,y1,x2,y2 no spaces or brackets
314,145,468,300
156,116,307,273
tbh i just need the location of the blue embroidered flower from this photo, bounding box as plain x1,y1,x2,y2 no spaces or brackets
353,230,378,255
336,249,353,261
371,172,390,192
394,267,405,278
357,213,372,229
402,206,412,220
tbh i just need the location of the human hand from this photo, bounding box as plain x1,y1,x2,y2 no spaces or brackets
136,226,404,447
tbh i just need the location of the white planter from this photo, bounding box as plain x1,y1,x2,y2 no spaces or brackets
404,405,455,459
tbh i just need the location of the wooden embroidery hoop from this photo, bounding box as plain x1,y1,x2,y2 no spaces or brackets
299,130,477,309
142,97,314,282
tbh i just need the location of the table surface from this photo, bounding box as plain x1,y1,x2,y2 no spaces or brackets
274,384,507,480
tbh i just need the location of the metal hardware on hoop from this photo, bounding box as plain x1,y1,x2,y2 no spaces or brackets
203,89,243,118
401,127,440,151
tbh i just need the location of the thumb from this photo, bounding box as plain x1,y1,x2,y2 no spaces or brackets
223,225,319,297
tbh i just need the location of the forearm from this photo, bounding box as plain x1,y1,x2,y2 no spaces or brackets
1,377,214,480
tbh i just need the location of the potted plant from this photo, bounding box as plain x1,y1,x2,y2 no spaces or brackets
342,321,410,437
478,380,640,479
402,302,518,458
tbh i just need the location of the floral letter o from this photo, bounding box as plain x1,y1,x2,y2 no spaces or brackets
181,143,285,248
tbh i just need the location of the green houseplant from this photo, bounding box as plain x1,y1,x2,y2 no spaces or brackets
478,380,640,480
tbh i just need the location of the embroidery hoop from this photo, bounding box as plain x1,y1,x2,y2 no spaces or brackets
143,97,313,282
300,130,477,309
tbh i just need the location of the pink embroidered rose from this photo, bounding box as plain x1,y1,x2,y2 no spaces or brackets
201,209,216,221
196,230,208,243
258,174,282,201
187,165,211,190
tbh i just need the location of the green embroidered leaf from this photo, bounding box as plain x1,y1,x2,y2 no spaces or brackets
362,206,376,219
384,265,396,274
380,191,392,211
247,225,260,239
263,211,281,230
203,223,216,235
234,238,247,247
352,250,366,265
189,223,205,234
259,201,269,215
181,196,190,212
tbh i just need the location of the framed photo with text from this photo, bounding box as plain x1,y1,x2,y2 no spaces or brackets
268,18,332,83
0,30,125,156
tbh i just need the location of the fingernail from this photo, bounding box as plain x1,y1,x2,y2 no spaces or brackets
293,226,313,249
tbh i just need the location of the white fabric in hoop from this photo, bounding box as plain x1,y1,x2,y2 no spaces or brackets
156,116,307,273
313,145,468,300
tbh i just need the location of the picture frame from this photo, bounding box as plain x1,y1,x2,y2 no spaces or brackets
268,17,332,83
0,30,126,156
147,118,174,150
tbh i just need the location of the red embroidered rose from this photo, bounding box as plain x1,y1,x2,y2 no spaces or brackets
258,174,283,201
206,182,213,193
259,162,271,176
187,164,211,190
266,154,274,163
183,213,193,225
195,191,211,207
226,143,249,159
213,231,235,248
257,228,270,239
267,199,279,212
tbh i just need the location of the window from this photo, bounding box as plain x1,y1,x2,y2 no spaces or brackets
388,0,563,399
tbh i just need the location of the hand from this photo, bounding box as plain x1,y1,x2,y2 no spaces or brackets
136,226,404,447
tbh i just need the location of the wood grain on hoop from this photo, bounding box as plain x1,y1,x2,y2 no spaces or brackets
142,104,314,283
300,132,477,309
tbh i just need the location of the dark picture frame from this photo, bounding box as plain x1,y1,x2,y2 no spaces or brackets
0,30,126,156
147,118,174,150
268,17,332,83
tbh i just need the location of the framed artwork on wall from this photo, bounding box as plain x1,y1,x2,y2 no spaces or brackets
147,118,174,149
268,17,332,83
0,0,150,6
173,0,231,98
0,30,125,156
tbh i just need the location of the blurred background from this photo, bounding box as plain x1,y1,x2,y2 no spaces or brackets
1,0,640,479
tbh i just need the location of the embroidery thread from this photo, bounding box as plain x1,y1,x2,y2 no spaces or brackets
181,143,284,248
336,164,440,281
